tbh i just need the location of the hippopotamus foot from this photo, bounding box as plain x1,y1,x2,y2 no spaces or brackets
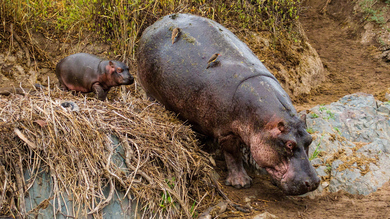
223,150,252,188
220,135,252,188
92,83,108,101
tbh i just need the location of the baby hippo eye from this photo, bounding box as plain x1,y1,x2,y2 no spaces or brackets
117,67,123,73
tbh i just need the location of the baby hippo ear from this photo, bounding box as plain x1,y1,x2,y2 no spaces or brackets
109,61,115,68
107,61,116,74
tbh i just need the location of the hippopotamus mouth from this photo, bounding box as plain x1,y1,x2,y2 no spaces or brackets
122,76,134,85
264,157,289,182
117,73,134,85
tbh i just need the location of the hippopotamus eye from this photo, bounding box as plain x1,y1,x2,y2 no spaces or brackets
286,141,296,150
117,67,123,73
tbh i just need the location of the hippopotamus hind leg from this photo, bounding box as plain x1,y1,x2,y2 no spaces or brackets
57,77,69,91
219,134,252,188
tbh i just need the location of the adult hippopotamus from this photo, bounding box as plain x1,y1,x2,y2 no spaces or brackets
56,53,134,100
137,14,320,195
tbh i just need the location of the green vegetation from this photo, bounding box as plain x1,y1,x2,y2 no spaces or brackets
310,112,319,118
190,201,197,217
309,135,324,161
306,127,314,134
159,177,176,210
334,127,341,135
326,163,332,173
1,0,304,59
159,191,173,210
359,0,389,25
325,109,335,120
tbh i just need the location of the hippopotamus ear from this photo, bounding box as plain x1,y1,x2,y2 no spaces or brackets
107,61,116,74
278,121,285,132
300,114,308,128
300,114,307,122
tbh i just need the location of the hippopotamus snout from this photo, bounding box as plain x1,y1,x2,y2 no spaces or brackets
120,71,134,85
111,61,134,85
277,152,320,195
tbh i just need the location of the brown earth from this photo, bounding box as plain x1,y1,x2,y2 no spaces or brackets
295,0,390,111
1,0,390,218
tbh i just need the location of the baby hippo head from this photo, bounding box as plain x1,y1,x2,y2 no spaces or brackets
106,61,134,86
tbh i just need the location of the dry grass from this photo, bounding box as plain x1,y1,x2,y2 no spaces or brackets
0,86,216,218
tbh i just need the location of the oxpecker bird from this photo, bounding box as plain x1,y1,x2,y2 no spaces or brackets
206,53,221,69
171,27,181,44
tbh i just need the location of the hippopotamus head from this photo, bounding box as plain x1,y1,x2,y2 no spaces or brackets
249,114,320,195
105,61,134,86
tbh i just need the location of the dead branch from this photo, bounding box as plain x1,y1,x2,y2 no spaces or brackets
13,159,26,216
6,24,31,67
88,179,115,215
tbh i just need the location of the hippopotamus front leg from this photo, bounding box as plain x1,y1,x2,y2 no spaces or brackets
92,83,109,101
219,134,252,188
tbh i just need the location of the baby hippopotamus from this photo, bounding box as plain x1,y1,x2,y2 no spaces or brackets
55,53,134,100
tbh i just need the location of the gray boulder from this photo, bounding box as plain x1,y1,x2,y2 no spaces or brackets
305,93,390,196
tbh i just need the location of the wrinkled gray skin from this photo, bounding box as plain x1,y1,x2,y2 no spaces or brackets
137,14,320,195
56,53,134,100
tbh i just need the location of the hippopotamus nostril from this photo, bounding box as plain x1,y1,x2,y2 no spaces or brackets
305,181,310,188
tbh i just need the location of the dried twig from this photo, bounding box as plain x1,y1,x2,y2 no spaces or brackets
14,128,37,149
6,24,31,67
0,88,216,218
13,159,26,216
88,179,115,215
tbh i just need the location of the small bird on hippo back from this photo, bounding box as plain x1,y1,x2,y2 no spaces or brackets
171,27,181,44
206,53,221,69
55,53,134,101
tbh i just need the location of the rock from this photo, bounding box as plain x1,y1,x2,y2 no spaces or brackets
253,212,278,219
244,196,256,203
385,88,390,101
199,201,228,219
316,165,329,177
24,135,140,218
307,93,390,195
382,50,390,61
